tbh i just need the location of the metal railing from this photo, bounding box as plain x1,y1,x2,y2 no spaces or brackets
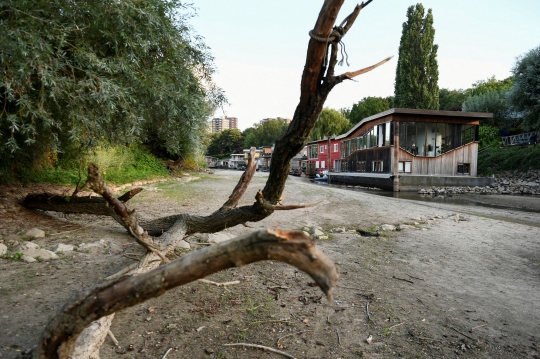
501,131,538,146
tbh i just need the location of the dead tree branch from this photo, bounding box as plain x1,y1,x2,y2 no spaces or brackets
219,147,257,212
36,229,338,359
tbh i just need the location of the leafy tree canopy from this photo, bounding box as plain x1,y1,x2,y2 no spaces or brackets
243,119,289,148
462,90,512,128
394,3,439,109
0,0,224,170
507,45,540,130
348,96,393,125
206,129,244,156
439,88,467,111
466,76,513,97
309,108,351,141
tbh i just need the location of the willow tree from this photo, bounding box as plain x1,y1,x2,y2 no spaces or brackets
0,0,224,177
28,1,392,358
394,3,439,109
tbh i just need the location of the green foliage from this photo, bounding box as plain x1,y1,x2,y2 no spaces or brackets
478,126,501,148
309,108,351,141
394,3,439,110
20,145,169,185
462,90,513,128
466,76,513,97
439,88,467,111
206,129,244,156
478,146,540,175
349,97,393,125
1,252,24,260
507,45,540,131
242,119,288,148
1,0,224,175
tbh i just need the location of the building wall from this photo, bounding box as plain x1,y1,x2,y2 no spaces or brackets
397,142,478,176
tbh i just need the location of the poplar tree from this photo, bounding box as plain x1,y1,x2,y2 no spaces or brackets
394,3,439,109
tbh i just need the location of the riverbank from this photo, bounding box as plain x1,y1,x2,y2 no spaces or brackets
1,170,539,358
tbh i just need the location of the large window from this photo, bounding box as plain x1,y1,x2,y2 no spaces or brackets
340,121,392,158
399,122,478,156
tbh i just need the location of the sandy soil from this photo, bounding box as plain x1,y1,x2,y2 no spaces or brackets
1,170,539,359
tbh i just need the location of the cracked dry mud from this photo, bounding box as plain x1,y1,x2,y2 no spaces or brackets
1,170,539,358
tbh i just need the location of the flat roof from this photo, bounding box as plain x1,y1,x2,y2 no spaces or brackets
305,108,493,145
338,108,493,139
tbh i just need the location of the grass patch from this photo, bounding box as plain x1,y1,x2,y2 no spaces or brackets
22,145,170,185
478,145,540,175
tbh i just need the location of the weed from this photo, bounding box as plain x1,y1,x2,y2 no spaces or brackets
1,252,24,260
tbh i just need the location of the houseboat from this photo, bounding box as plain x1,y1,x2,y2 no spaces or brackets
306,137,342,177
328,108,494,191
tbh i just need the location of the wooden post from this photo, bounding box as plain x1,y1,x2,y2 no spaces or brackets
393,121,400,192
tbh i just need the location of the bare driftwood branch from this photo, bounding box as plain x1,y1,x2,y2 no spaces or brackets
337,55,394,81
219,147,257,212
36,229,338,359
30,2,390,357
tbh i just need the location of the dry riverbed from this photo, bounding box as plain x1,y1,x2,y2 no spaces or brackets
1,170,539,358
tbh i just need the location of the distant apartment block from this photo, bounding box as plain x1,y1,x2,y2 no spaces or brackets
209,116,238,133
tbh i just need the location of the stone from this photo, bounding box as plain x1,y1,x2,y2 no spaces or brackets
380,224,396,231
208,232,234,244
25,228,45,239
52,243,75,253
0,243,7,256
14,242,40,252
21,255,37,263
330,227,345,233
22,249,58,261
176,240,190,249
303,231,311,237
317,235,329,240
310,227,325,237
78,239,108,251
398,224,415,230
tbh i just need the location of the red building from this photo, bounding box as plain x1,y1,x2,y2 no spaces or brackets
305,136,342,176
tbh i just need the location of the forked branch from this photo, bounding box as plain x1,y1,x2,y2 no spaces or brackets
36,229,339,359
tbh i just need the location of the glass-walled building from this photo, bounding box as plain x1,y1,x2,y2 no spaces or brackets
329,108,493,191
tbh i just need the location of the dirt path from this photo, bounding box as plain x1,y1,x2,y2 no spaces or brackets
1,171,539,358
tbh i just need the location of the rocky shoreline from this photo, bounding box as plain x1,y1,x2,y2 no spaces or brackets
418,169,540,196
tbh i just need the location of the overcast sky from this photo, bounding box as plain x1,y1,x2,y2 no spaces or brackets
189,0,540,130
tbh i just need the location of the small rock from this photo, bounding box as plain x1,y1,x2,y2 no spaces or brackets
380,224,396,231
0,243,7,256
15,242,39,252
317,235,329,240
25,228,45,239
196,326,205,332
311,228,325,237
52,243,75,253
207,232,234,244
176,240,190,249
167,324,177,329
78,239,108,252
398,224,415,230
22,249,58,261
366,335,373,344
204,348,214,355
21,255,37,263
302,231,311,237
